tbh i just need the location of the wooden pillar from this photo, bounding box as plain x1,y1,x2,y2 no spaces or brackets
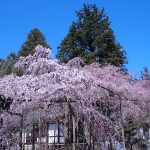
73,116,76,150
45,122,49,150
20,115,23,150
38,113,41,150
77,112,79,150
120,98,126,150
32,124,35,150
64,102,72,150
92,136,95,150
121,125,126,150
84,122,91,150
22,127,25,150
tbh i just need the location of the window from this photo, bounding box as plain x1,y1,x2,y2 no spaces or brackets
48,122,64,144
25,124,39,144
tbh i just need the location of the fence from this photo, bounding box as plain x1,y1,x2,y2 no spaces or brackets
23,142,102,150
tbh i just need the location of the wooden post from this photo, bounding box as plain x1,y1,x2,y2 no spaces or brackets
20,115,23,150
54,129,55,148
32,123,35,150
84,122,91,150
45,122,49,150
22,127,25,150
77,112,79,150
73,116,76,150
38,110,41,150
92,136,94,150
121,125,126,150
120,98,126,150
64,102,72,150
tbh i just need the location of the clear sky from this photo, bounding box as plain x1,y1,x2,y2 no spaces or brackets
0,0,150,75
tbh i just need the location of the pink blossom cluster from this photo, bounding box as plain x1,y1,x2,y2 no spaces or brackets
0,45,149,141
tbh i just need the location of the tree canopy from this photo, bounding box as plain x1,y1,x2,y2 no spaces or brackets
57,4,127,67
0,28,50,77
0,45,150,149
19,28,50,57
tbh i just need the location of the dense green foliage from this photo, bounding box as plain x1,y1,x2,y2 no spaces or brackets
0,59,4,71
57,4,127,67
0,53,18,77
124,116,138,149
0,28,50,77
19,28,50,57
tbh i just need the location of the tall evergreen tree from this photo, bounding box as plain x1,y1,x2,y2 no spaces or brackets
57,4,127,67
141,66,150,80
0,58,4,70
19,28,50,57
0,58,5,77
0,53,18,77
124,116,138,149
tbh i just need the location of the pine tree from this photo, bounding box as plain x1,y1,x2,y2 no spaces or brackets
57,4,127,67
0,58,4,77
0,59,4,71
19,28,50,57
124,116,138,149
0,53,18,77
141,66,150,80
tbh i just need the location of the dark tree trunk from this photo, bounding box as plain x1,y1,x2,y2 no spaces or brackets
45,122,49,150
32,124,35,150
20,115,23,150
84,122,91,150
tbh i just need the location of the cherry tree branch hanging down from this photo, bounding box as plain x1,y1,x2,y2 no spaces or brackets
0,45,149,142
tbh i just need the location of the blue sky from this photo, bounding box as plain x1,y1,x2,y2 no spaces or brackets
0,0,150,75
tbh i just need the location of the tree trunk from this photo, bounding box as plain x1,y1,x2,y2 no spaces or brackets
84,122,91,150
22,127,25,150
45,122,49,150
38,116,42,150
64,103,72,150
20,115,23,150
73,116,76,150
77,112,79,150
32,124,35,150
